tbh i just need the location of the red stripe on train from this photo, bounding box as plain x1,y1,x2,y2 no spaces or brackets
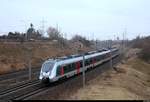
76,62,80,74
61,66,64,76
92,58,95,64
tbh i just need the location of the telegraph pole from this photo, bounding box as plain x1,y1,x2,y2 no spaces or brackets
110,40,113,69
107,40,109,48
29,48,32,80
122,29,125,59
95,39,98,50
124,28,127,50
41,18,47,36
27,47,32,80
24,43,33,81
20,20,29,41
82,53,85,87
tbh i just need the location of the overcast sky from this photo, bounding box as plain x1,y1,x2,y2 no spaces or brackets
0,0,150,40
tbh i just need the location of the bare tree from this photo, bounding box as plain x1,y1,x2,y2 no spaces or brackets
71,34,92,47
47,27,61,40
47,26,68,48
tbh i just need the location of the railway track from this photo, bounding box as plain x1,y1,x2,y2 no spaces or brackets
0,71,40,92
0,67,40,82
0,55,120,101
0,71,39,83
14,87,48,100
0,80,39,96
0,80,42,101
0,76,66,101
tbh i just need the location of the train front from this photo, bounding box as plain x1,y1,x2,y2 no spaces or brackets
39,60,55,84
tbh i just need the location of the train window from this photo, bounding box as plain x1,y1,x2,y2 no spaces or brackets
95,56,99,62
89,58,92,64
92,57,96,63
80,61,83,67
68,63,74,72
96,56,100,61
102,54,105,59
85,59,88,66
85,59,91,66
42,62,54,73
63,63,75,73
68,64,71,69
56,66,61,76
89,59,92,63
90,58,93,64
99,55,103,61
88,59,91,65
56,62,79,76
63,65,70,73
72,63,76,70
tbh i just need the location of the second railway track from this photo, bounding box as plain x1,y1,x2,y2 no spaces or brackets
0,79,41,101
0,80,39,96
0,67,40,82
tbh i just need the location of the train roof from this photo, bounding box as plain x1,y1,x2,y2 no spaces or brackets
56,50,111,66
45,48,118,64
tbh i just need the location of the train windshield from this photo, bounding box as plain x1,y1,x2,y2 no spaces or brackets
42,62,54,72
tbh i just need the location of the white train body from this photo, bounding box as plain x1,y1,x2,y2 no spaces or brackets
39,48,119,83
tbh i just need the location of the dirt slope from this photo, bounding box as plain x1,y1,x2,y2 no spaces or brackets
68,49,150,100
0,42,91,75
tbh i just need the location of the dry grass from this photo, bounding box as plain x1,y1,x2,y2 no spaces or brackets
127,58,150,75
0,42,92,75
68,52,150,100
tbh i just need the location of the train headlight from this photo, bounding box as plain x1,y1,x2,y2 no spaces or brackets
43,72,50,77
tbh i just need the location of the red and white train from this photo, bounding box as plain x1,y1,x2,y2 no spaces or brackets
39,48,119,83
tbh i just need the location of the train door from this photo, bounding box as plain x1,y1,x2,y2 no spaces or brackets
76,61,80,74
61,66,64,76
92,58,96,68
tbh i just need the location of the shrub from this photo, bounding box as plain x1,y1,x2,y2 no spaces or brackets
131,36,150,62
71,34,92,47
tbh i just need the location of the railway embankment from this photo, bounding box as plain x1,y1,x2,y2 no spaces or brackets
0,42,91,75
68,49,150,100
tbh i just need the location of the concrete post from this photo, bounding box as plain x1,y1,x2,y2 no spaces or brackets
82,53,85,88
